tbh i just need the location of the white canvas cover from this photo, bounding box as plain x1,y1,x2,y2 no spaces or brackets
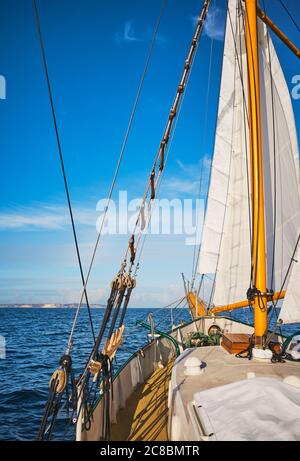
195,377,300,441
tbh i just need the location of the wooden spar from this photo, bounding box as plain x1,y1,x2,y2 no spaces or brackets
187,291,207,317
210,291,285,315
257,5,300,59
245,0,267,346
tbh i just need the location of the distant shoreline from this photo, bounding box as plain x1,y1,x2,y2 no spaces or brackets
0,305,166,309
0,304,105,309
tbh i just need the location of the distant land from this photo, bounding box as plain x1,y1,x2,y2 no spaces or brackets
0,304,105,308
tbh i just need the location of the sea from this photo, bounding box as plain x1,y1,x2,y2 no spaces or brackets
0,306,299,441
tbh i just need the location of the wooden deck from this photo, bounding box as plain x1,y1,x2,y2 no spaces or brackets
170,345,300,441
110,360,173,441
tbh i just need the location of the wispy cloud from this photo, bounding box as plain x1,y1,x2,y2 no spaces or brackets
0,203,98,231
114,20,142,45
114,20,167,47
162,177,199,195
191,6,226,42
124,21,141,42
204,7,226,41
161,156,212,197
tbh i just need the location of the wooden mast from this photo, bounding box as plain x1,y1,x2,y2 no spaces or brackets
245,0,267,346
192,1,300,332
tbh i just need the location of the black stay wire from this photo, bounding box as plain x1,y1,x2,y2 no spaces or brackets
33,0,96,342
278,0,300,35
38,0,170,439
65,0,167,355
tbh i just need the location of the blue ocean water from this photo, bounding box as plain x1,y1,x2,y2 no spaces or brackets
0,306,299,441
0,307,190,441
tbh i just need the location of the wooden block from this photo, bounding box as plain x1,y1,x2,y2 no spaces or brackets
221,333,251,355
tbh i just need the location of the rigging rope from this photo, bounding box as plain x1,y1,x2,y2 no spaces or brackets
38,0,212,441
104,0,211,342
207,3,240,309
117,0,212,302
66,0,168,354
33,0,96,343
154,297,187,329
132,36,200,280
262,0,278,294
266,232,300,345
191,0,217,289
73,1,212,438
36,0,167,441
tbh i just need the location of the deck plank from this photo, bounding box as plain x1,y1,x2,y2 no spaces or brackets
111,361,173,441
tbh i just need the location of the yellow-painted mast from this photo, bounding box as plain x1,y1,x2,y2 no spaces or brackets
245,0,267,346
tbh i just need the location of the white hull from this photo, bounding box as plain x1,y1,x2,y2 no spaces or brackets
77,316,300,441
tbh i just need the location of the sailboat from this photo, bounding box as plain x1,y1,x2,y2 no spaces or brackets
36,0,300,442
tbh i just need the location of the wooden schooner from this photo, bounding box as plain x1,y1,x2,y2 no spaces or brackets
37,0,300,442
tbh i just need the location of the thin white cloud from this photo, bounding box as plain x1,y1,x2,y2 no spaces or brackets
162,156,212,196
163,177,199,195
115,20,167,47
124,21,141,42
191,6,225,42
0,203,98,231
114,20,142,45
203,7,226,42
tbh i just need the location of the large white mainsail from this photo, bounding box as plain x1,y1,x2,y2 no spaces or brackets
198,0,300,318
260,26,300,291
198,0,252,306
197,0,238,278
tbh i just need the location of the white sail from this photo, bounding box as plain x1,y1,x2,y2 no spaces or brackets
279,244,300,324
198,0,252,305
258,22,300,323
259,24,300,291
198,0,300,317
198,0,240,277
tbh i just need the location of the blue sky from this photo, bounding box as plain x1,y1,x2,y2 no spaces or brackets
0,0,299,306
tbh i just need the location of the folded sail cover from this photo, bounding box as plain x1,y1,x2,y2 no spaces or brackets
195,377,300,441
198,0,300,323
